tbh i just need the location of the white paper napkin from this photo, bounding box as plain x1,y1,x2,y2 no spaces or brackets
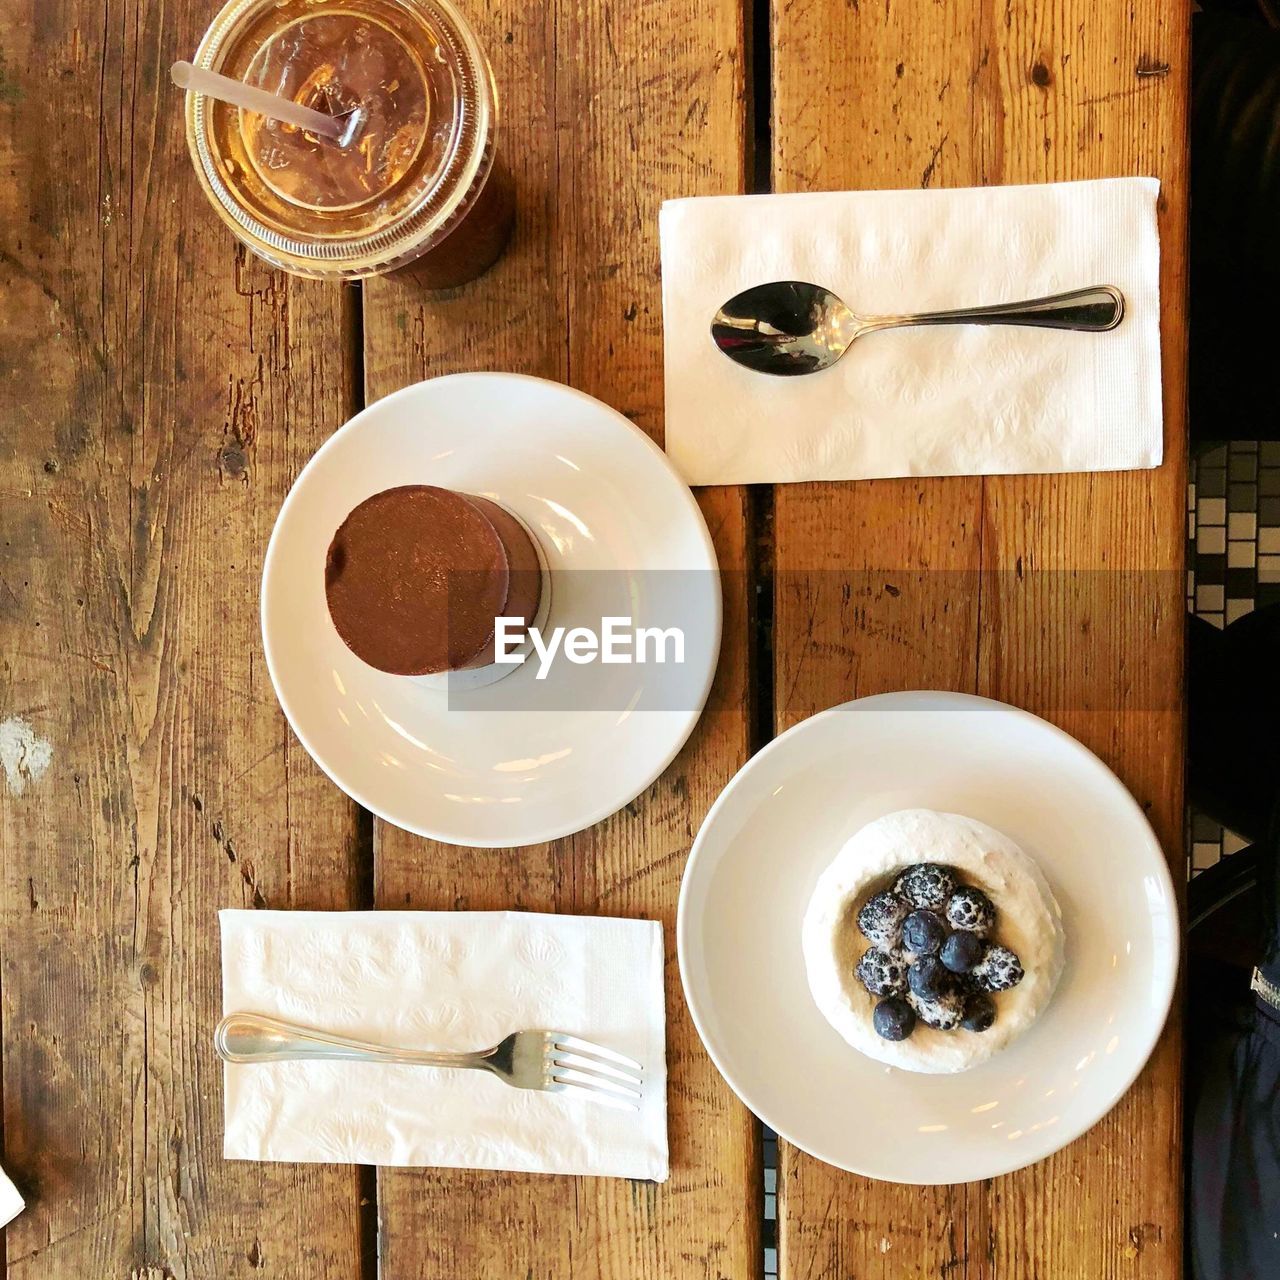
660,177,1163,486
220,910,667,1180
0,1163,23,1228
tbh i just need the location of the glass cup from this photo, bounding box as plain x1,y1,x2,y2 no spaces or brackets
184,0,513,282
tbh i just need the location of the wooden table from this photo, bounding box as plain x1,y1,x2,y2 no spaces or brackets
0,0,1186,1276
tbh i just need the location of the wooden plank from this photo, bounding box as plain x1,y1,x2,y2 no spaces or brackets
360,0,759,1276
0,2,367,1276
770,2,1187,1277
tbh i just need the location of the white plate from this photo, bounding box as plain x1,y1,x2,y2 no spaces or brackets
262,373,721,848
677,691,1179,1184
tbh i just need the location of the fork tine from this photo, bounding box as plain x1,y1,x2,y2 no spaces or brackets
551,1034,642,1072
552,1081,640,1111
551,1051,643,1086
551,1066,644,1101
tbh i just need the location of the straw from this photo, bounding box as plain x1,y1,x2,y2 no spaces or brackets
171,60,347,141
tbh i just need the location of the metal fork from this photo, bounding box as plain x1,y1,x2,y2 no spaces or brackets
214,1013,644,1110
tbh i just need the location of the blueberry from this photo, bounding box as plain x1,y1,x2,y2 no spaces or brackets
945,886,996,937
907,988,965,1031
855,947,909,997
873,997,917,1041
940,929,986,974
961,992,996,1033
893,863,958,910
902,908,947,956
856,889,910,949
972,944,1024,992
907,955,954,1000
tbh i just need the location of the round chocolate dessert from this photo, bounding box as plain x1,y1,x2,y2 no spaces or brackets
324,485,543,676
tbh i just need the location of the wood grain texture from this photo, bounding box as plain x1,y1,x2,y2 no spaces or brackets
770,1,1187,1278
0,3,366,1276
361,0,759,1277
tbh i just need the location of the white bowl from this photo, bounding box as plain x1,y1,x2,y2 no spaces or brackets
677,690,1178,1183
262,373,721,848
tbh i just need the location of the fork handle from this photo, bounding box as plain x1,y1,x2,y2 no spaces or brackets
214,1012,490,1070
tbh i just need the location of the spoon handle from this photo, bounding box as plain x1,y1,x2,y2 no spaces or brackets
863,285,1124,335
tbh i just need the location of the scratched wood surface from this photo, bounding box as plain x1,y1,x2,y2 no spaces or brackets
770,2,1188,1279
0,3,370,1279
0,0,1191,1276
360,0,760,1277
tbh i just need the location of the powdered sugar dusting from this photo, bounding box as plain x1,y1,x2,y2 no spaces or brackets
802,808,1065,1074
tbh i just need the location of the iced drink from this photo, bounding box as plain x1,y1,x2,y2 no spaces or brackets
184,0,512,281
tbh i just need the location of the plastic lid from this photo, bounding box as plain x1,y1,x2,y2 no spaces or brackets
187,0,496,277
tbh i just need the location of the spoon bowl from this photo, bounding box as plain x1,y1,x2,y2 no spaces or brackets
711,280,1125,376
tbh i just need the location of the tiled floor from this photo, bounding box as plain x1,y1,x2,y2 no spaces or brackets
763,1129,777,1278
1188,441,1280,631
1187,441,1280,874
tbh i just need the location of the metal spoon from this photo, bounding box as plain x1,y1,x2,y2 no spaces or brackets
711,281,1125,376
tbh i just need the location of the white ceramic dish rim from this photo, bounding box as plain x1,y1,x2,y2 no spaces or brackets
676,689,1181,1183
260,371,723,848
